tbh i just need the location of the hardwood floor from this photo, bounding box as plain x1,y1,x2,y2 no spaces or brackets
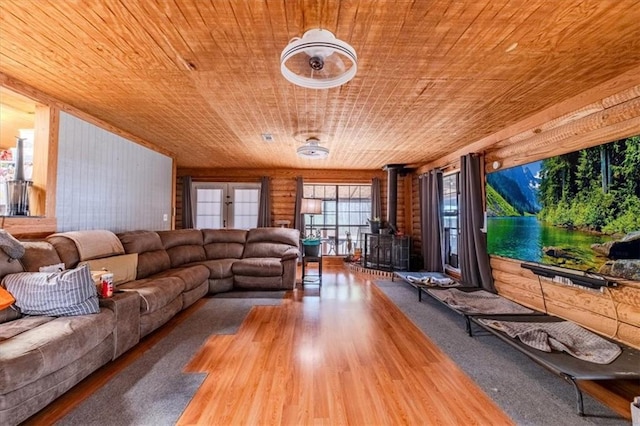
178,267,513,425
26,264,636,425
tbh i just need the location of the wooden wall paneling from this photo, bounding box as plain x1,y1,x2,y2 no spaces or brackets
417,66,640,174
271,177,296,228
44,105,59,218
616,302,640,329
0,73,173,159
543,297,619,339
402,173,413,236
175,169,386,233
608,285,640,308
491,257,640,349
487,96,640,170
618,323,640,348
483,84,639,155
493,281,546,312
0,216,56,239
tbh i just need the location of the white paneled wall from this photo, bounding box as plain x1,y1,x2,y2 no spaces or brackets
56,112,173,232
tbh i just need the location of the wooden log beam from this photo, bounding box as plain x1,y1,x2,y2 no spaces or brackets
417,65,640,174
487,97,640,170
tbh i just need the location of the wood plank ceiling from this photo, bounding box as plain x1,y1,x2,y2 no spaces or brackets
1,0,639,170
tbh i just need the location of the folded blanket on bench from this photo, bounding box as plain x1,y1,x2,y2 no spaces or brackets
427,288,535,314
477,319,622,364
405,275,457,287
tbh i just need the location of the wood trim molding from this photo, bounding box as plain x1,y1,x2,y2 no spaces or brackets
178,168,385,182
0,216,56,239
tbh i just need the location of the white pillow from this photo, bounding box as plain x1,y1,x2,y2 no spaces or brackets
2,264,99,316
39,262,66,273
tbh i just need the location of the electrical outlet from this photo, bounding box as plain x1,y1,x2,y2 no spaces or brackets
163,214,168,221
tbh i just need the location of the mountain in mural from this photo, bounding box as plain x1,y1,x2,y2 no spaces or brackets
486,161,541,216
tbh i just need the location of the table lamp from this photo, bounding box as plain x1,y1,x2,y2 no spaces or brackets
301,198,322,234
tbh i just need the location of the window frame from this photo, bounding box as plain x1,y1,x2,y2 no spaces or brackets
303,183,372,256
442,172,460,269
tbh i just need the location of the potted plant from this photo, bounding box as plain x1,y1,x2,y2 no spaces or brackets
301,232,321,257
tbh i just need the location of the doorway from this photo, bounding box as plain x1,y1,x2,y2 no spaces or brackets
192,182,260,229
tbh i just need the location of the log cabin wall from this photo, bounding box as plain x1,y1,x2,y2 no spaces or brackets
413,76,640,348
175,168,402,240
484,81,640,349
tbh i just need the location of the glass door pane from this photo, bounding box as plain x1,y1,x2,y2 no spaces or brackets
230,187,259,229
195,187,223,229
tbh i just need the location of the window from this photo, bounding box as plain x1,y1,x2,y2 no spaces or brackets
0,87,38,216
193,182,260,229
303,184,371,255
442,173,459,268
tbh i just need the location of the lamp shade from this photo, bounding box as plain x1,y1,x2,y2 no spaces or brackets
301,198,322,215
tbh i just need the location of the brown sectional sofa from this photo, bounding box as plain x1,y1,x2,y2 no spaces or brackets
0,227,299,426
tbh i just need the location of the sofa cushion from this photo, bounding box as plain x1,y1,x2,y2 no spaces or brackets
117,231,171,279
118,277,184,314
202,229,247,259
136,250,171,280
0,316,54,341
0,306,21,325
234,275,283,289
3,265,100,317
243,228,300,258
153,265,209,292
246,227,299,246
79,253,138,285
46,231,125,270
195,258,236,280
0,229,24,260
158,230,206,268
45,235,80,269
232,258,283,277
156,230,203,266
19,242,63,272
0,308,115,394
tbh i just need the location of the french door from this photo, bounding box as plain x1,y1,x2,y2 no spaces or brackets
193,183,260,229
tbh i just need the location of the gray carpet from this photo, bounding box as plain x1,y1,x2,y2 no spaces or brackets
56,293,284,426
375,280,629,426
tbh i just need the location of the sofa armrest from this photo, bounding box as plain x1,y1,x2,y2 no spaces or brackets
99,290,141,360
281,247,300,262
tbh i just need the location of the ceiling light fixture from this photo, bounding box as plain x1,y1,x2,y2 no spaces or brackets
297,137,329,159
281,29,357,89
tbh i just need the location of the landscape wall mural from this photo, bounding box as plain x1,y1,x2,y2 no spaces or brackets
486,135,640,281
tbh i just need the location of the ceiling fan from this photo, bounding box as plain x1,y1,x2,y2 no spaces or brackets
297,137,330,159
280,29,358,89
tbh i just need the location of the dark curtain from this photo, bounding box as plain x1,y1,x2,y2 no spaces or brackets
257,176,271,227
460,153,495,291
420,169,444,272
293,176,304,235
371,177,382,219
181,176,194,229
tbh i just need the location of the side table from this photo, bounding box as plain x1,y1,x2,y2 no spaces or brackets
301,254,322,286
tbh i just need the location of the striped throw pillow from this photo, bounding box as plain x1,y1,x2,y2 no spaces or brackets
2,264,99,316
